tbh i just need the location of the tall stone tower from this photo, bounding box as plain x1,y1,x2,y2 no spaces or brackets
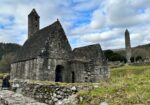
28,9,40,38
125,29,131,63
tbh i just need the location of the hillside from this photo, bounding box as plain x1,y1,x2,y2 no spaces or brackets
0,43,21,73
135,43,150,48
114,43,150,59
0,43,21,60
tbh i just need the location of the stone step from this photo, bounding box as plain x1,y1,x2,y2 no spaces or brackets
0,90,47,105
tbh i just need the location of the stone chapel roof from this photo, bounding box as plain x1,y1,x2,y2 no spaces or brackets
14,20,63,62
73,44,104,61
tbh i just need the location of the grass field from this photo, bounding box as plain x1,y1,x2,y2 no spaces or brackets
78,65,150,105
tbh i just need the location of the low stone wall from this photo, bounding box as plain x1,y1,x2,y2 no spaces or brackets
21,84,78,105
16,81,95,105
129,62,150,66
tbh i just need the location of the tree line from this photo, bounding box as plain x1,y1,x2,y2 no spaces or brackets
104,50,143,63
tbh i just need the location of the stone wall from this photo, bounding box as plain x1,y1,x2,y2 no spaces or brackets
85,61,108,82
69,61,86,82
21,84,78,105
11,57,109,83
69,60,109,83
71,44,109,82
11,59,38,80
46,59,71,82
11,58,71,82
15,82,95,105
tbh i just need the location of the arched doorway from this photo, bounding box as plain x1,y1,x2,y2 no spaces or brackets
55,65,63,82
72,71,75,83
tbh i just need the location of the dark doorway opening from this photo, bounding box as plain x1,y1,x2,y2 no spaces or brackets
55,65,63,82
72,71,75,83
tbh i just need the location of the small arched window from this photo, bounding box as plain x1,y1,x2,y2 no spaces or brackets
35,16,38,21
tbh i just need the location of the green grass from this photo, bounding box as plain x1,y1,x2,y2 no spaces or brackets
78,65,150,105
28,80,96,87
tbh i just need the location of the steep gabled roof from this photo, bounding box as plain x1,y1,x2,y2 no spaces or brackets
73,44,104,61
14,20,68,62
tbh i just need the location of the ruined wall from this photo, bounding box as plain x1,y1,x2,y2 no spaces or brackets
11,81,95,105
21,83,78,105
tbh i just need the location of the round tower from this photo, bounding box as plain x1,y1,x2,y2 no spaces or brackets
28,9,40,39
125,29,131,63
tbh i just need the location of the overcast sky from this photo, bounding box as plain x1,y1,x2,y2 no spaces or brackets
0,0,150,50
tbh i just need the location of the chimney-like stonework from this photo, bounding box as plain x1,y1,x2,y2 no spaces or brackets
125,29,131,63
28,9,40,39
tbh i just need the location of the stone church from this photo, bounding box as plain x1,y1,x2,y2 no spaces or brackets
10,9,108,83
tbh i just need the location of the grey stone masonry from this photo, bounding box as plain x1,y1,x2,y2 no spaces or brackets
10,81,96,105
28,9,40,39
11,9,109,83
125,29,132,63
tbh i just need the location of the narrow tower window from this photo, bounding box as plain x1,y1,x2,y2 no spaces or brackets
35,16,38,21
